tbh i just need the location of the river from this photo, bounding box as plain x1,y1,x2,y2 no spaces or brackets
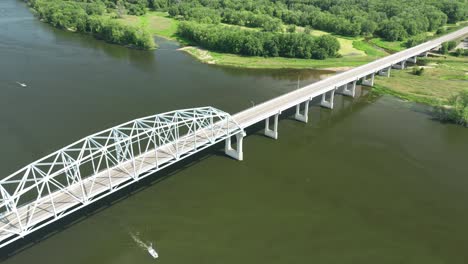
1,0,468,263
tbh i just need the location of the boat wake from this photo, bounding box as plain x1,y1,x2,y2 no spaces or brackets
130,232,148,250
130,232,159,259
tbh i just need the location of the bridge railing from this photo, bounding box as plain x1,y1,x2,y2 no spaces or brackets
0,107,242,240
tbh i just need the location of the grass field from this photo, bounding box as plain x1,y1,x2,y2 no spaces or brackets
180,46,377,69
296,27,369,56
374,56,468,105
352,40,387,57
120,11,179,40
369,38,405,52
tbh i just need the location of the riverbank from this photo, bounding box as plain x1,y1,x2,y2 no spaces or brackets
178,46,375,70
121,11,390,70
372,55,468,125
25,0,156,50
120,11,468,70
374,56,467,105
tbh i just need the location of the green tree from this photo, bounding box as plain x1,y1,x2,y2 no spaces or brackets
378,19,407,41
447,41,457,51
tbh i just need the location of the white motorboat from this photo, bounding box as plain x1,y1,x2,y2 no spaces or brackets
16,81,27,87
148,243,159,259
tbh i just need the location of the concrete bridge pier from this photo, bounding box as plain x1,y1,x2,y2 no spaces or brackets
407,56,417,64
225,131,246,160
294,100,310,123
392,60,406,69
264,114,279,139
342,80,357,97
378,67,391,77
418,52,428,57
361,73,375,87
320,89,335,109
432,45,442,52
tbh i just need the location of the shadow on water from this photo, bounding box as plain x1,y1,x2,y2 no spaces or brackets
48,25,158,73
210,64,336,81
0,85,376,261
0,143,228,261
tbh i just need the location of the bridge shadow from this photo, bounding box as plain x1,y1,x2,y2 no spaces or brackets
0,142,227,260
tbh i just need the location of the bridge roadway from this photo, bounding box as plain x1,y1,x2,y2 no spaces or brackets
0,27,466,249
232,27,468,128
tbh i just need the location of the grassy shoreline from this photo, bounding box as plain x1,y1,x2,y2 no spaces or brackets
121,12,392,70
179,46,379,70
370,55,468,126
373,56,467,106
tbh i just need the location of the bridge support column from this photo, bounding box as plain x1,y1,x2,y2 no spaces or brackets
407,56,417,64
418,52,428,58
264,114,279,139
294,100,310,123
392,60,406,69
378,67,391,77
342,80,357,97
320,89,335,109
432,45,442,52
361,73,375,87
225,131,246,161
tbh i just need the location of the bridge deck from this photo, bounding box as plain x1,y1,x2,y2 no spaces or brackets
233,27,468,127
0,121,240,244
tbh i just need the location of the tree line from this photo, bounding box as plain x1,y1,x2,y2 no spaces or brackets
159,0,467,41
177,22,340,59
26,0,156,49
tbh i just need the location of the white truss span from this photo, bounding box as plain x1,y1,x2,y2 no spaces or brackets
0,107,243,248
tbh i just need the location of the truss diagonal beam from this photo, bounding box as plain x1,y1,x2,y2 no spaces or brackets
0,106,243,248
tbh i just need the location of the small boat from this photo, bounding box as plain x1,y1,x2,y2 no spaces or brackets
147,243,159,259
16,81,27,87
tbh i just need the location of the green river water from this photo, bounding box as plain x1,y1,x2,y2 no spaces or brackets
1,1,468,263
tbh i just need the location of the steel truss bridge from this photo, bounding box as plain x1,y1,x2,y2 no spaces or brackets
0,107,242,247
1,26,467,249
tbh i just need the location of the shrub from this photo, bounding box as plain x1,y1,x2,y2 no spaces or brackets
412,67,425,76
436,90,468,127
287,25,296,33
440,42,449,54
447,40,457,50
416,58,428,66
454,48,464,56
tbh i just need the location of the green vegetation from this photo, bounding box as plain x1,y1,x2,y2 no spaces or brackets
25,0,468,61
436,91,468,126
352,40,387,57
180,46,377,69
154,0,466,65
373,56,468,126
161,0,467,40
177,22,340,59
121,11,179,39
26,0,156,49
412,67,425,76
369,38,405,52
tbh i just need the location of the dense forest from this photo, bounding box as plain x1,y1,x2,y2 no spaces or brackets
26,0,467,55
178,22,340,59
26,0,156,49
167,0,467,58
163,0,467,41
